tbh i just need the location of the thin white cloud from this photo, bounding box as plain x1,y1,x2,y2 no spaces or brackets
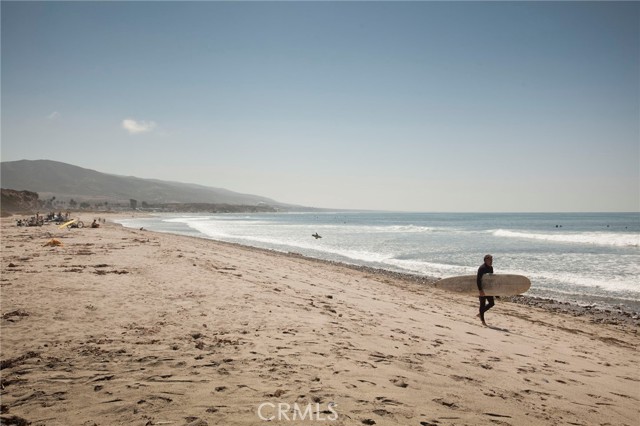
122,118,157,134
47,111,60,120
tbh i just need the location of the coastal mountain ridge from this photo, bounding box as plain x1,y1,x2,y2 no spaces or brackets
0,159,300,209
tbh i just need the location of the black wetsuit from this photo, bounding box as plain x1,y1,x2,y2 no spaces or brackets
477,263,495,323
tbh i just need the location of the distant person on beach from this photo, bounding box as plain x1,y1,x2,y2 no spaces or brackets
477,254,494,326
91,219,100,228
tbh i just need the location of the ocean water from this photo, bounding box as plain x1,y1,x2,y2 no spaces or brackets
115,212,640,313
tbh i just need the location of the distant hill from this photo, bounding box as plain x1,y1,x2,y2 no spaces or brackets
1,159,298,210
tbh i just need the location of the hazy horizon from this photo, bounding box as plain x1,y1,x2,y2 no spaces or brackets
2,2,638,212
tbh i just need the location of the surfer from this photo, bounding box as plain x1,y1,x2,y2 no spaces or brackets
312,233,322,239
477,254,495,326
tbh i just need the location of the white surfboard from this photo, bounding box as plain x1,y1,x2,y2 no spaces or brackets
434,274,531,296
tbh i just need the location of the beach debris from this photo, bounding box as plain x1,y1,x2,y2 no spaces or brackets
272,389,286,397
93,269,129,275
58,218,77,229
43,239,63,247
0,351,39,370
184,417,208,426
432,398,459,409
0,415,30,426
2,310,29,321
68,220,84,229
390,377,409,388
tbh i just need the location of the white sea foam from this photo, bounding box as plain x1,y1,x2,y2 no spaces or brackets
184,219,392,264
508,268,639,294
383,258,474,277
251,223,437,234
163,216,213,222
384,224,434,233
493,229,639,247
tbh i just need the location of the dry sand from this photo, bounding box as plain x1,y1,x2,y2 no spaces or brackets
1,215,638,425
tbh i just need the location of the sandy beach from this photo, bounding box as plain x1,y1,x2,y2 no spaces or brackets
1,215,638,426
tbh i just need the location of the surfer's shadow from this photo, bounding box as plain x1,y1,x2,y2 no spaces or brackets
485,325,510,333
484,325,532,339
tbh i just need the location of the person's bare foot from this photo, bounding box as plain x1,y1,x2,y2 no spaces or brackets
476,313,487,326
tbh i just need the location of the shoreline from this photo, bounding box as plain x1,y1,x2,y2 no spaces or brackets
9,211,640,323
114,215,640,328
2,215,639,425
225,244,640,328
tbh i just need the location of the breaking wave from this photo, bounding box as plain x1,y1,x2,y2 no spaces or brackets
493,229,639,248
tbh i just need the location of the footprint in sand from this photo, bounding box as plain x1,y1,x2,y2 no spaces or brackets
431,339,445,348
1,309,29,322
374,396,403,406
434,324,451,330
389,376,409,388
369,352,393,363
450,375,478,383
432,398,459,409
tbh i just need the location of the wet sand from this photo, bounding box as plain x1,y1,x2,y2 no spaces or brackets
1,216,638,425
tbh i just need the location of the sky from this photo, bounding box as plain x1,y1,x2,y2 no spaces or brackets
1,1,638,212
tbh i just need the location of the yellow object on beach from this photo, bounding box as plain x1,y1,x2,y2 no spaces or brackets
43,239,63,247
58,219,77,229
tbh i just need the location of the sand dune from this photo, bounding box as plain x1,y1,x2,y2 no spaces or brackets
1,216,638,425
